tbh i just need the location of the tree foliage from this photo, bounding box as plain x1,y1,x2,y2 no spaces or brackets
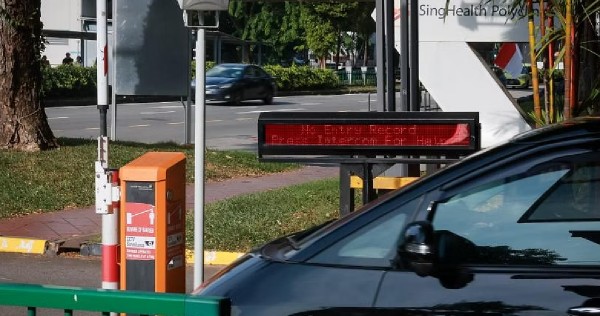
519,0,600,122
226,0,305,63
224,1,373,68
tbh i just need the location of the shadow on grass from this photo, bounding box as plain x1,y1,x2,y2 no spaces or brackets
57,137,192,150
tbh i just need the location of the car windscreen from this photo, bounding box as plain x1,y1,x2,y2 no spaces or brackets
206,66,243,78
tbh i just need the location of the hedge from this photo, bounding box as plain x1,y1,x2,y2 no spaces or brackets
42,65,96,98
263,65,340,91
41,63,341,99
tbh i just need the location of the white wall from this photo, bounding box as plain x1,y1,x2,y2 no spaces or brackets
41,0,82,65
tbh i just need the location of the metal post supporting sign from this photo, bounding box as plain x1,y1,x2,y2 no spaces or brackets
194,16,207,289
176,0,230,289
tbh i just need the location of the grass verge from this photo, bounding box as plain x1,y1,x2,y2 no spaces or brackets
187,178,342,252
0,138,298,219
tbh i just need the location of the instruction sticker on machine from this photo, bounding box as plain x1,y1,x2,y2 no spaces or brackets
125,201,157,260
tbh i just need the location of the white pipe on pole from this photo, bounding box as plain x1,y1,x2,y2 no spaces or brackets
193,13,206,288
97,0,108,110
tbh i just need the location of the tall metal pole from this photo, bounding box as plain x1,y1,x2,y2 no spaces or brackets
97,0,119,292
375,0,385,112
400,0,410,111
185,29,194,145
193,12,207,289
409,0,420,112
97,0,108,135
385,0,396,112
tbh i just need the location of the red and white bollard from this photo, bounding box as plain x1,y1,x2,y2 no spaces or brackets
102,170,120,290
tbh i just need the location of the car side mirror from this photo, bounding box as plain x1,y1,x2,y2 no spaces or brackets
398,221,436,277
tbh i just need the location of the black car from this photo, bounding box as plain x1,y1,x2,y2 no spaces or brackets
191,63,277,105
194,117,600,316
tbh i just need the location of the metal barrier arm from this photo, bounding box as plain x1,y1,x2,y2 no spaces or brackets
0,282,230,316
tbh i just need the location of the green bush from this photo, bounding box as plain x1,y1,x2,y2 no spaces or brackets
190,60,216,78
41,62,340,98
263,65,340,91
42,65,96,98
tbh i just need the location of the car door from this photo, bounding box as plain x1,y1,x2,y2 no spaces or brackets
254,66,273,97
241,66,259,99
375,144,600,315
283,197,424,316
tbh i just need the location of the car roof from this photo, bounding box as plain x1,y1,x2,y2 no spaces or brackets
216,63,250,68
510,116,600,144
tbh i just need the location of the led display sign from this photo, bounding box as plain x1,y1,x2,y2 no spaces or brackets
258,112,480,157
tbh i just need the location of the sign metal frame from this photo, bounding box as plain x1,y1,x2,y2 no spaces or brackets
258,112,481,159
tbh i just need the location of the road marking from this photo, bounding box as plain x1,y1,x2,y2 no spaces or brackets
206,120,223,123
150,105,181,109
299,103,322,106
48,116,69,120
85,127,100,130
167,122,184,125
236,117,253,121
235,108,305,114
231,106,257,110
357,100,377,103
141,110,176,115
128,124,150,127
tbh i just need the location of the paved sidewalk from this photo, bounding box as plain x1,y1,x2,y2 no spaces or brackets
0,165,338,243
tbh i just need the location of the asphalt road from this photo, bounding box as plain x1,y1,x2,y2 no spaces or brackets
46,94,380,151
46,90,532,151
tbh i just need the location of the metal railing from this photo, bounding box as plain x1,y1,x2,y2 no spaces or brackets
0,282,230,316
336,70,377,86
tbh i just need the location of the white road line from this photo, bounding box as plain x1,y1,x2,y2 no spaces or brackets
236,118,253,121
167,122,185,125
141,110,176,115
230,106,257,110
235,108,305,114
85,127,100,130
150,105,181,109
206,120,223,123
128,124,150,127
48,116,69,120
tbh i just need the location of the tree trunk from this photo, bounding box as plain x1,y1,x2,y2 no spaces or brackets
0,0,58,151
362,36,368,67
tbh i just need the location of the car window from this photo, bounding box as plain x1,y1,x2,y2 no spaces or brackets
206,66,243,78
243,67,256,78
255,67,269,78
432,152,600,266
308,198,420,267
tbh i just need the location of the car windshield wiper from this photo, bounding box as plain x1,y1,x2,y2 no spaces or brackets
285,236,300,250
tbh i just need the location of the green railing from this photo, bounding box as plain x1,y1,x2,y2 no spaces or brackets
337,70,377,86
0,283,230,316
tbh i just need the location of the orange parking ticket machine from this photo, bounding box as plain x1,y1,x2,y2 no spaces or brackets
119,152,186,293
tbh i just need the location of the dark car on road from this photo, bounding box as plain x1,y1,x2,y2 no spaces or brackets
191,63,276,105
194,117,600,316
